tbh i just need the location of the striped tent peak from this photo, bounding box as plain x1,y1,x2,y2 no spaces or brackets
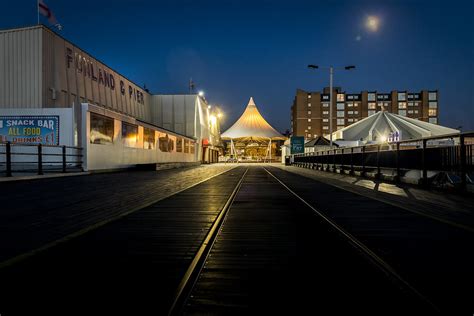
221,97,285,140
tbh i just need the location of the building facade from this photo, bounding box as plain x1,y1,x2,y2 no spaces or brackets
0,25,221,170
291,87,439,139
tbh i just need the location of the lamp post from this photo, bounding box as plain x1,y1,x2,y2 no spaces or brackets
308,65,356,147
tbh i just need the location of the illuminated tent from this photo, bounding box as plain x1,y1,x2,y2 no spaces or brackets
331,110,459,143
221,97,286,160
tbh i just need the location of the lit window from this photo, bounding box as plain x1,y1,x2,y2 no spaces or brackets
308,94,312,98
414,93,420,99
337,103,345,110
308,133,312,137
408,110,413,114
408,102,414,107
308,118,311,122
323,126,329,130
323,118,328,122
90,113,114,144
384,95,389,100
337,125,344,130
308,111,311,115
368,110,376,116
347,102,353,107
429,101,437,108
322,95,329,100
429,108,437,116
322,102,329,107
368,102,376,109
305,129,308,132
348,111,353,115
143,128,156,150
398,93,406,101
399,110,407,116
414,110,419,114
408,94,414,100
308,126,312,130
399,102,407,109
308,103,311,107
428,92,437,101
347,95,354,100
122,122,138,147
384,102,390,107
429,117,438,124
368,93,376,101
323,111,329,115
348,118,354,122
354,118,358,122
337,93,345,102
337,119,345,125
353,102,359,107
354,111,359,114
337,111,344,117
378,102,384,107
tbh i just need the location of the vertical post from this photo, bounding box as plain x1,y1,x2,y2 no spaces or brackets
6,141,12,177
350,147,354,175
329,66,333,148
421,139,427,186
332,148,336,172
376,144,381,178
362,146,366,176
38,144,43,175
460,134,467,192
62,145,67,173
396,142,400,182
341,148,344,174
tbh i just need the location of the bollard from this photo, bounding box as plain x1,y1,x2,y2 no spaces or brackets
6,142,12,177
62,145,67,173
38,144,43,175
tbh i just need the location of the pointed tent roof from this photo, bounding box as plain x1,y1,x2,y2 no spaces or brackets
221,97,286,140
331,111,459,142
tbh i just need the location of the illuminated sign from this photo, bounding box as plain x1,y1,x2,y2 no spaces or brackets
0,116,59,145
388,131,401,143
290,136,305,154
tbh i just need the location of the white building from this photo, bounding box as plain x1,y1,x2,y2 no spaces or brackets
0,25,221,170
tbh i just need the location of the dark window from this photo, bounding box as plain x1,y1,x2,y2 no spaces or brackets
176,138,183,152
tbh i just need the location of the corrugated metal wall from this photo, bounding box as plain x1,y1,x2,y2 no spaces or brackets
0,26,42,108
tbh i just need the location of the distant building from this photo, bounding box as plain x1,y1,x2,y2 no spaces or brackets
291,87,440,139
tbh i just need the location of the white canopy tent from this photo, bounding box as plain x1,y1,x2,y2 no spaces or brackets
221,97,286,161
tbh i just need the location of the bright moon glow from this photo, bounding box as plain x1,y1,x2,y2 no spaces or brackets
366,16,380,32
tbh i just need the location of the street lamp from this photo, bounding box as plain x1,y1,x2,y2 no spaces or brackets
307,64,356,147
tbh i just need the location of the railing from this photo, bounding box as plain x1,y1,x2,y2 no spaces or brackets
0,142,83,177
292,132,474,192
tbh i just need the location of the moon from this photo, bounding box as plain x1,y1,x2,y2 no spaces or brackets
366,16,380,32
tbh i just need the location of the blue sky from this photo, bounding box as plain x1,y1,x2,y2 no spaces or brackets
2,0,473,131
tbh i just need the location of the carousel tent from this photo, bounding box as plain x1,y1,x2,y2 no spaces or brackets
221,97,285,141
222,97,285,160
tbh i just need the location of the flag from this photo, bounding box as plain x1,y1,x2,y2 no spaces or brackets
38,0,62,29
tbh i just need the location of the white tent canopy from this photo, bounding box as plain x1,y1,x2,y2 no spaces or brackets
221,97,285,141
331,111,459,143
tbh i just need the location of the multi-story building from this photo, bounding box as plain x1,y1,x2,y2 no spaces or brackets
291,87,439,139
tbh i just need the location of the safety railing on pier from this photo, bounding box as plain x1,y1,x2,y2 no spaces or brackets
0,142,83,177
292,132,474,191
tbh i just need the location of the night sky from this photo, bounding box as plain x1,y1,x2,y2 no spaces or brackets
2,0,473,132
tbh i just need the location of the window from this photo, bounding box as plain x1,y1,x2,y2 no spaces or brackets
308,118,311,122
408,110,413,114
347,102,353,107
348,111,353,115
408,102,414,107
368,102,376,109
308,94,312,98
408,94,414,100
414,93,420,99
353,102,359,107
337,119,345,125
429,101,438,108
304,129,308,133
190,141,195,154
428,92,437,101
90,113,114,144
184,139,189,153
323,126,329,130
347,95,354,100
176,138,183,152
348,118,354,123
322,95,329,100
308,103,311,107
158,132,174,152
398,102,407,109
354,111,359,115
368,93,376,101
122,122,138,147
429,117,438,124
398,110,407,116
323,118,328,122
378,102,384,107
337,103,345,110
323,111,329,115
307,133,312,138
384,95,389,100
143,128,156,149
429,108,437,116
337,111,344,117
398,93,406,101
337,125,344,130
368,110,376,116
354,118,358,122
414,110,419,114
322,102,329,107
337,93,345,102
307,111,312,115
308,126,311,130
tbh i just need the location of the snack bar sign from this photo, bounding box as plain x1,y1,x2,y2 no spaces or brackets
0,116,59,145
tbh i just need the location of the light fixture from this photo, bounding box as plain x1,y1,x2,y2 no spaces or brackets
217,113,223,118
198,91,204,97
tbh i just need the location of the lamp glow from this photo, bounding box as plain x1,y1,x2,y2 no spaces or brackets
198,91,204,97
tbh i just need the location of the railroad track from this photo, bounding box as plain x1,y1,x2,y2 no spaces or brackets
168,166,438,315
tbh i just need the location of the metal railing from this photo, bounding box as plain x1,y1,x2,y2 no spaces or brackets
0,142,83,177
292,132,474,191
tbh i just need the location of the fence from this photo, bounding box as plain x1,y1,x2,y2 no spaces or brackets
292,132,474,191
0,142,83,177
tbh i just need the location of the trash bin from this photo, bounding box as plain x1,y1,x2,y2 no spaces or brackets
285,156,290,165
